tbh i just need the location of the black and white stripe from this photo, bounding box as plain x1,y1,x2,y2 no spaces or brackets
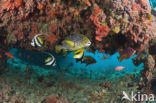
31,34,43,47
34,35,42,47
44,52,56,66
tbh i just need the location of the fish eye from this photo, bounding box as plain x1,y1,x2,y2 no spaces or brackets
86,42,91,46
87,42,91,45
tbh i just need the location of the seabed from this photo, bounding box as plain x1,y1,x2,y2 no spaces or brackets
0,48,146,103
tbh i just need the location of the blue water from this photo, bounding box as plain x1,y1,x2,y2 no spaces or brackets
7,48,144,80
149,0,156,9
4,0,155,81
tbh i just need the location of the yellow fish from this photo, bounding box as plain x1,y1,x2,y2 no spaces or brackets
44,52,56,66
31,34,44,47
55,34,91,58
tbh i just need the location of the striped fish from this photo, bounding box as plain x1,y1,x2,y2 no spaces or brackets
44,52,56,66
31,34,44,47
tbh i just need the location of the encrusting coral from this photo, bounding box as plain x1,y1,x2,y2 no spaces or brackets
0,0,23,11
0,0,154,51
90,4,110,41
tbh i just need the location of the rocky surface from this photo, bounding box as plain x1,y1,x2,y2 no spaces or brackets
0,67,143,103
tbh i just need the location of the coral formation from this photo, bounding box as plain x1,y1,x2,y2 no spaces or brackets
0,0,23,11
90,4,110,41
0,0,156,102
0,0,155,52
45,34,60,46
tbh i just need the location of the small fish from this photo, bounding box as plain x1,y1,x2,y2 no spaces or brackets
55,34,91,55
0,49,14,59
31,34,44,47
5,52,14,59
114,66,125,71
77,56,96,66
44,52,56,66
118,47,136,62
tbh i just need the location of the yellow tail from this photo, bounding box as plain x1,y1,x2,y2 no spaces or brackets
73,49,84,59
55,45,61,53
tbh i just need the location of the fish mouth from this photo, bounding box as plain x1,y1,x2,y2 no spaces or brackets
86,42,91,47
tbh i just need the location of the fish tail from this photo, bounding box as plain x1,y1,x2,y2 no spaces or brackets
75,53,84,62
55,45,61,53
73,52,83,59
73,49,84,59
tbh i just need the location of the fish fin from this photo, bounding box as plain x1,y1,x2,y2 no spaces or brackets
73,50,81,54
73,49,84,59
74,54,81,59
76,52,84,62
73,49,84,54
55,45,61,53
63,40,74,47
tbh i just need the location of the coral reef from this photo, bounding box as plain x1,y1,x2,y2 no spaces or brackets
0,0,155,52
0,0,23,12
0,0,156,101
90,4,110,41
